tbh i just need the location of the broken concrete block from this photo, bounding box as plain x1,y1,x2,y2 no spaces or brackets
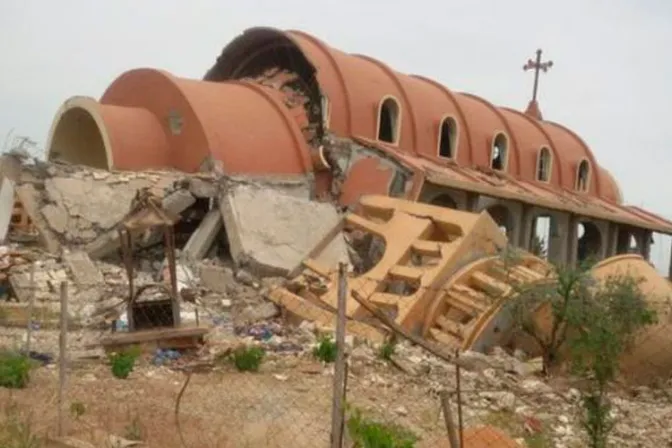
238,302,279,323
85,189,196,259
187,177,217,198
62,250,104,287
0,177,15,241
218,183,348,277
41,204,69,234
14,184,61,253
181,209,222,261
45,177,138,231
198,264,235,293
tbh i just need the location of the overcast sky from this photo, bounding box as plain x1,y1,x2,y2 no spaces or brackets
1,0,671,270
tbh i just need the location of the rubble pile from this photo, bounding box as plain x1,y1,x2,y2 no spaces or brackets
0,156,670,447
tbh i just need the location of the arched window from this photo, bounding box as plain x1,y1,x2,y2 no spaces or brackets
377,97,401,144
438,116,458,159
536,146,552,182
490,133,508,171
576,159,590,192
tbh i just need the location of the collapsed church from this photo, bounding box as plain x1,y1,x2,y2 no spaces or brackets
46,27,672,268
42,27,672,383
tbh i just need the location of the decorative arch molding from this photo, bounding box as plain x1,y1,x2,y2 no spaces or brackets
46,96,114,170
490,131,510,172
376,95,403,146
545,120,602,196
575,158,592,192
428,192,459,209
460,93,521,176
536,146,553,183
500,106,564,186
437,114,459,160
354,54,419,153
410,75,475,165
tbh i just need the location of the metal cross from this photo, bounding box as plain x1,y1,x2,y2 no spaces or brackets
523,49,553,103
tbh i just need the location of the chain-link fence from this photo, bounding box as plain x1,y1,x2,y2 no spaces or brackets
1,257,672,447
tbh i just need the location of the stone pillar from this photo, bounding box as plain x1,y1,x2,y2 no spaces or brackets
640,230,652,261
465,192,479,213
607,223,619,258
517,204,533,251
566,215,579,268
547,213,569,266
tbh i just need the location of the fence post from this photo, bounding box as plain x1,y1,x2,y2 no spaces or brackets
440,391,460,448
455,350,464,447
24,262,36,354
330,262,348,448
58,281,68,437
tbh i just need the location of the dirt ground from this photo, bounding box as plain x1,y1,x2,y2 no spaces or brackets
0,352,451,448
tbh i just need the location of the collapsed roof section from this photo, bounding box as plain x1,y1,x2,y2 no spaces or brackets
44,26,672,234
206,27,620,202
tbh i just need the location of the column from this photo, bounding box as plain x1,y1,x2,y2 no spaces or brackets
640,230,652,261
566,214,579,268
465,192,479,212
516,204,533,251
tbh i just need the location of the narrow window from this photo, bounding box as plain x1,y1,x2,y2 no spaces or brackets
378,97,400,144
438,117,457,158
576,160,590,191
537,146,552,182
490,133,508,171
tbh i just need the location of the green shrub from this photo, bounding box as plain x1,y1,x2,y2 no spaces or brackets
233,346,265,372
109,346,141,379
378,340,397,361
347,408,417,448
0,352,33,389
69,401,86,420
313,335,337,363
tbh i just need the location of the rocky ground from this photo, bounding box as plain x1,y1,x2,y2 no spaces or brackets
0,252,670,447
2,294,672,447
0,157,670,447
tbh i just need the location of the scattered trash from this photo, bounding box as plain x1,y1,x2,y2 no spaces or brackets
152,348,181,366
19,350,53,365
115,312,129,332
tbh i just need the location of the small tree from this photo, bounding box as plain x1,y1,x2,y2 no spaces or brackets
569,273,656,448
502,255,594,374
499,251,657,447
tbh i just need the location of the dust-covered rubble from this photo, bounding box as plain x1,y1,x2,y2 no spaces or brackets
1,157,670,447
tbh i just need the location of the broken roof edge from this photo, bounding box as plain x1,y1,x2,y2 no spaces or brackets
349,137,672,235
425,172,672,234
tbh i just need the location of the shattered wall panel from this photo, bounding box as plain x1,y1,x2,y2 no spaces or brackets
218,180,348,277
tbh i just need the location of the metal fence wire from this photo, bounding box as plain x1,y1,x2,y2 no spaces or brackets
2,260,672,447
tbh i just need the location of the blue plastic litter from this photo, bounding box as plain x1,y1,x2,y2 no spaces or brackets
151,348,181,366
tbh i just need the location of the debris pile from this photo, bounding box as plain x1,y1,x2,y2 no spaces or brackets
0,154,671,447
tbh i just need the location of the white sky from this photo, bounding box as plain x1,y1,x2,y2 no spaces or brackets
1,0,671,271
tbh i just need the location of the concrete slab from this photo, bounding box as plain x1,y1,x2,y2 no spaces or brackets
62,250,104,287
218,183,348,277
14,184,61,253
182,208,222,261
0,177,15,241
85,189,196,259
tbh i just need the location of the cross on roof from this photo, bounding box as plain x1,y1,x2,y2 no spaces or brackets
523,49,553,103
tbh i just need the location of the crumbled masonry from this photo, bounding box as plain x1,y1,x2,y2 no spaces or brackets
0,154,671,446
